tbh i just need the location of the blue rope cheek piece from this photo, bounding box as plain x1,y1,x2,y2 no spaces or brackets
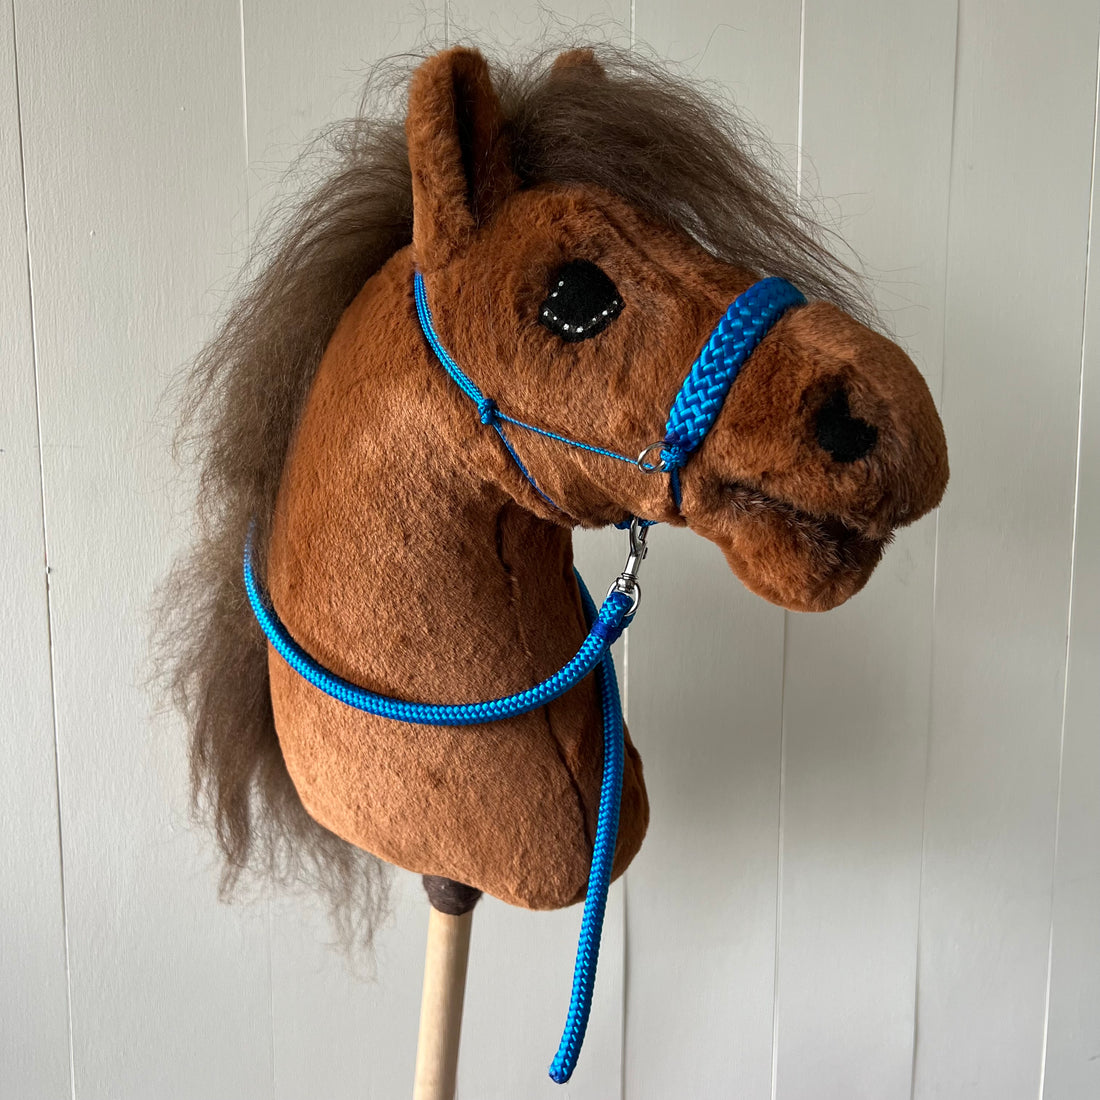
414,272,646,518
244,271,803,1086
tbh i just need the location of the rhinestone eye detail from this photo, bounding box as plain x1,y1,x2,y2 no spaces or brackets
538,260,624,343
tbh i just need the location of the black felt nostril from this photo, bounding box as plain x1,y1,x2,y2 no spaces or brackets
815,389,878,462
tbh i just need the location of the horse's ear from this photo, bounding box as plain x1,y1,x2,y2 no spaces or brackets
406,48,517,272
551,48,606,80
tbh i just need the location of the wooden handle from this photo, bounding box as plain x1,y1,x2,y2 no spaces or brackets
412,905,474,1100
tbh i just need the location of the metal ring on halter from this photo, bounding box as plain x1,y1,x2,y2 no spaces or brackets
635,440,668,473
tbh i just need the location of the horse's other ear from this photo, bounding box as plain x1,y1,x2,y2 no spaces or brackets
551,48,606,80
406,47,517,272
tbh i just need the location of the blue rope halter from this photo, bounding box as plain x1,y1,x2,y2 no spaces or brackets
413,271,805,516
244,269,804,1085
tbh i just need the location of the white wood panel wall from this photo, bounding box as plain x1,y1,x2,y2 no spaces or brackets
1,3,70,1097
3,3,1097,1098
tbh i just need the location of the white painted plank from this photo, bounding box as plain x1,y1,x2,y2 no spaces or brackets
242,6,630,1094
624,7,800,1096
914,3,1098,1097
242,0,445,217
623,530,788,1100
13,3,276,1096
240,11,443,1098
445,0,629,53
773,5,957,1099
267,872,426,1099
0,5,71,1097
1042,50,1100,1093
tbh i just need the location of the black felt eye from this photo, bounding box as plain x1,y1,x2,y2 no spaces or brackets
538,260,624,342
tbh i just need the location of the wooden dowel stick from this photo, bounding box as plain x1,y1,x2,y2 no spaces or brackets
412,905,474,1100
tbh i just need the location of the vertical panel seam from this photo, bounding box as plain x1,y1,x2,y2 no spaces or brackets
1036,18,1100,1099
909,4,959,1096
622,13,635,1099
239,0,249,174
771,8,805,1093
236,5,274,1096
9,0,76,1096
769,612,789,1100
794,0,805,199
620,871,630,1100
933,0,963,417
266,902,276,1099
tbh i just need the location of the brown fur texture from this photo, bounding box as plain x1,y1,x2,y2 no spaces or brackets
160,44,946,940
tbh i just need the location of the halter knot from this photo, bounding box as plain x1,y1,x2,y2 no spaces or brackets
477,398,498,425
658,443,686,471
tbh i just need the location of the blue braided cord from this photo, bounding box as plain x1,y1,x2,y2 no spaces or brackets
669,467,683,511
548,576,624,1085
413,272,641,476
413,271,483,405
243,528,633,725
247,522,626,1080
495,411,640,466
490,420,564,513
662,277,805,469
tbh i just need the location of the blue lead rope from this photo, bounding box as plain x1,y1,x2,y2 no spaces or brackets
548,578,624,1084
243,530,629,1086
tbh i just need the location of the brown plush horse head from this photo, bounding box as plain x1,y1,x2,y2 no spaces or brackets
164,46,947,941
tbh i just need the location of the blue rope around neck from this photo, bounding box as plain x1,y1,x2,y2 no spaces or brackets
243,529,627,1085
243,529,633,725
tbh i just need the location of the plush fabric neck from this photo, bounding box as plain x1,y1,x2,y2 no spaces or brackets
261,227,649,1091
267,248,584,705
261,245,650,913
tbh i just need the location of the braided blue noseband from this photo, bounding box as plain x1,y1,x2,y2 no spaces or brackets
244,270,803,1085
